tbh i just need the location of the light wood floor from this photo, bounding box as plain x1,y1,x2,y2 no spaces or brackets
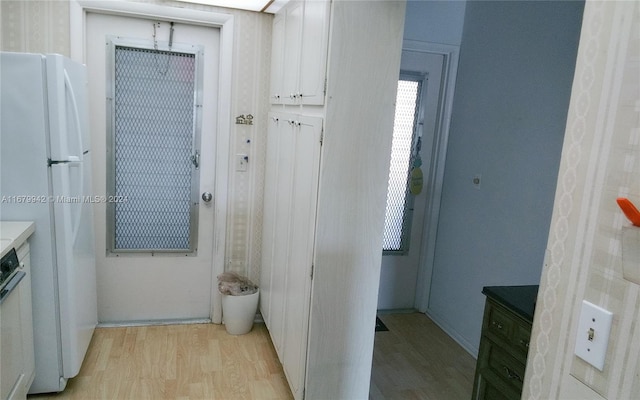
27,313,475,400
28,323,293,400
370,313,477,400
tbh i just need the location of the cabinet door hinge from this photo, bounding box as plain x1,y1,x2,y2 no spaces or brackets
320,128,324,145
310,264,314,280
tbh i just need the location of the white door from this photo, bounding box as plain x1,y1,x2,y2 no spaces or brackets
378,50,444,310
86,12,219,322
281,114,321,398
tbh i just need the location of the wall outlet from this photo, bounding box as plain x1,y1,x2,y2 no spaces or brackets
574,300,613,371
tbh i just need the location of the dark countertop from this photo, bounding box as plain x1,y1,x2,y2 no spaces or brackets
482,285,539,323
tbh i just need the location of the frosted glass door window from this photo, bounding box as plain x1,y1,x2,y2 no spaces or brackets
383,79,421,252
107,43,202,253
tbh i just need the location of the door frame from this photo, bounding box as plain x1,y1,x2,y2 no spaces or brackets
70,0,232,323
403,40,460,313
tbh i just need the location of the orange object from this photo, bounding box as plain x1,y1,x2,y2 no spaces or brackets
617,198,640,227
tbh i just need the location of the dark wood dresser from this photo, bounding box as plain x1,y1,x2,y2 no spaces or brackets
472,285,539,400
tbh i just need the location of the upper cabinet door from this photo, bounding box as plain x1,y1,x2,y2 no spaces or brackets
298,0,330,105
270,13,286,104
270,0,330,106
282,1,303,104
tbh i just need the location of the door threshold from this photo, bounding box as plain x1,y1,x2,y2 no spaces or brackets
98,318,212,328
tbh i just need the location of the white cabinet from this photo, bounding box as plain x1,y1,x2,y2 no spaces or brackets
261,112,322,400
16,243,35,398
1,240,35,400
262,1,405,398
269,0,330,105
0,272,23,400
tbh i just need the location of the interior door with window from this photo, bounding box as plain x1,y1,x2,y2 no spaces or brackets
86,12,220,322
378,50,444,310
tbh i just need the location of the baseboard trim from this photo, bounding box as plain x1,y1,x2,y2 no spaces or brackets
376,308,417,315
424,309,479,359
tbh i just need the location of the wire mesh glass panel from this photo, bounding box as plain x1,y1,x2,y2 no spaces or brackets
383,79,421,252
112,46,196,250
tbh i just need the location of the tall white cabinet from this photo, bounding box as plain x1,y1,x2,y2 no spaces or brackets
260,1,406,399
261,113,322,398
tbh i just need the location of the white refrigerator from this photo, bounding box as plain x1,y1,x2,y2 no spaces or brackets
0,52,98,393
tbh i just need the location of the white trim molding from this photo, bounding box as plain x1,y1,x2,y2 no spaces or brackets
403,40,461,315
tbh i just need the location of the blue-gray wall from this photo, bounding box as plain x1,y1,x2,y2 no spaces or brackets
426,0,584,354
378,1,467,311
403,0,466,45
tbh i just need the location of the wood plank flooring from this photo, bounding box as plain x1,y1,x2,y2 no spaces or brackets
27,313,475,399
28,323,293,400
370,313,477,400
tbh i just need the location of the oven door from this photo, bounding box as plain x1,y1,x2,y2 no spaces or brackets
0,270,25,303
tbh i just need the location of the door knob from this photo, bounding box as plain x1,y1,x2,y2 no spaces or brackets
202,192,212,203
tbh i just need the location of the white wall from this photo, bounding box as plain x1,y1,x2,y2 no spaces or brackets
426,1,584,355
524,1,640,398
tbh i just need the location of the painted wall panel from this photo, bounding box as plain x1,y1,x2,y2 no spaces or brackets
427,0,584,356
403,0,466,46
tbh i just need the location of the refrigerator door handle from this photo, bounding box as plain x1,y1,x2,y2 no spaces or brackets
48,156,82,166
64,70,85,244
64,70,84,160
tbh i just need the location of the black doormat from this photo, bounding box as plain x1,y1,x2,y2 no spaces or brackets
375,316,389,332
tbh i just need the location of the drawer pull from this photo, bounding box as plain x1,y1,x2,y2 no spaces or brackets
519,339,530,348
503,366,523,383
491,321,503,329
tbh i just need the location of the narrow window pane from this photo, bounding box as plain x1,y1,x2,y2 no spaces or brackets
383,79,420,252
112,46,196,250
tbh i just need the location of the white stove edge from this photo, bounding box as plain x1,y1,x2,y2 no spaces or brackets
1,221,36,257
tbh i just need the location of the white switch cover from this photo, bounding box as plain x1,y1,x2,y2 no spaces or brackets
574,300,613,371
236,154,248,172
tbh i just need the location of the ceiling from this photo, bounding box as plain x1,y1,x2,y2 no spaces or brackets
176,0,289,13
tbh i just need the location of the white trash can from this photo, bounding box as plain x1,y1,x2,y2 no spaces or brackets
221,289,259,335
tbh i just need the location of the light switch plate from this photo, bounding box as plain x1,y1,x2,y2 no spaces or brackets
574,300,613,371
236,154,248,172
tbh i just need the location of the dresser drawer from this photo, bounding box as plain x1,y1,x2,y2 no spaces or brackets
473,367,521,400
485,300,532,362
485,302,513,341
485,340,525,392
513,320,532,358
